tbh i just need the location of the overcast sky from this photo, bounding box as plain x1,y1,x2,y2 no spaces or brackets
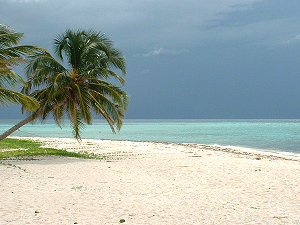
1,0,300,119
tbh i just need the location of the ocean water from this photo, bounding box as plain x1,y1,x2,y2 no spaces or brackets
0,119,300,155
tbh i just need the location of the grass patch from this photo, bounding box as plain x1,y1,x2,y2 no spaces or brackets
0,138,106,160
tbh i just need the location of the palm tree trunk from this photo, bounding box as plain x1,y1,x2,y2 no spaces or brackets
0,111,42,141
0,101,67,141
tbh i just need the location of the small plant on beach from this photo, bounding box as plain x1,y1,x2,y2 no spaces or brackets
119,219,126,223
71,185,86,191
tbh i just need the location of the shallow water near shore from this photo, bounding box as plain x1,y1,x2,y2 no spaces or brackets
1,119,300,154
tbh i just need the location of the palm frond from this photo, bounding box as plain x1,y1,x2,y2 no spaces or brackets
0,88,39,111
89,89,125,131
0,24,23,48
74,83,93,125
89,80,129,109
25,51,67,88
87,91,116,133
0,68,26,88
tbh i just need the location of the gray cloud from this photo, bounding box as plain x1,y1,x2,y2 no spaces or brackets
142,46,190,57
1,0,265,49
282,33,300,45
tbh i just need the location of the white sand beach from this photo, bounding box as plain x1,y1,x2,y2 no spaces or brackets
1,137,300,224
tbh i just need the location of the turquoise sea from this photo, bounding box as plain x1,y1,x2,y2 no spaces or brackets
1,119,300,155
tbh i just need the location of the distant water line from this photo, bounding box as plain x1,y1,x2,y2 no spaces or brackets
0,119,300,154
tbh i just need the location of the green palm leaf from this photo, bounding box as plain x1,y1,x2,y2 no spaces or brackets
0,88,38,111
0,24,42,111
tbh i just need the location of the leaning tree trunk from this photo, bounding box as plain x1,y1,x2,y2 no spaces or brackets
0,110,42,141
0,101,67,141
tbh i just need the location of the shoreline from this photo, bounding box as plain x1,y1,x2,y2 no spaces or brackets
1,137,300,224
10,136,300,162
2,118,300,155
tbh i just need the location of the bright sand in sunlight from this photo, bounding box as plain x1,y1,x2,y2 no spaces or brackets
1,137,300,224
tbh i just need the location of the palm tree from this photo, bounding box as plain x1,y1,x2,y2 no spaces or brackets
0,24,40,111
0,29,129,141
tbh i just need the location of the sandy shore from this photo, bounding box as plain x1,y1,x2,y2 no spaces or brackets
1,137,300,224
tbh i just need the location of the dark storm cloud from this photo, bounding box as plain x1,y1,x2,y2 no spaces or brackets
2,0,300,119
2,0,266,47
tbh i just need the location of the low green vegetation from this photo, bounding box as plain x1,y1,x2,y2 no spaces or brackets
0,138,105,160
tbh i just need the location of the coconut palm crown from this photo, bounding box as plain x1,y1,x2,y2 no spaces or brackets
0,29,129,141
0,24,40,110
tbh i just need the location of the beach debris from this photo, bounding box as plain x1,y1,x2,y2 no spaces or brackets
120,219,126,223
273,216,288,219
